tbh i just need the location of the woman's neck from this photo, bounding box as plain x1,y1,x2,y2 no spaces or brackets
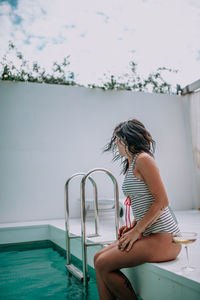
127,154,136,165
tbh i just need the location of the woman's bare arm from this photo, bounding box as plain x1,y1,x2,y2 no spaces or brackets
133,153,169,234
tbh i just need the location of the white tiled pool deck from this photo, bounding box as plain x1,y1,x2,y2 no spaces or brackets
0,209,200,299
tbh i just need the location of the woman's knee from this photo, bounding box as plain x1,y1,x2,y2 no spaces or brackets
94,250,104,267
94,251,117,273
94,252,99,265
94,254,107,272
94,241,118,267
94,251,109,271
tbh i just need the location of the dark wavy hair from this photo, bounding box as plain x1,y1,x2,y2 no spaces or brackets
103,118,156,175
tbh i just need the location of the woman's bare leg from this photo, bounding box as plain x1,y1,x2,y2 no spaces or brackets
95,263,137,300
94,240,119,300
95,233,182,300
94,237,141,299
95,269,116,300
100,269,138,300
94,240,140,300
94,235,143,299
94,240,119,261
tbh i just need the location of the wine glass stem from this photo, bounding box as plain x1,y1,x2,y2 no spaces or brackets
185,245,190,268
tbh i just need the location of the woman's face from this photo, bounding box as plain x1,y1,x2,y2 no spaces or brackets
116,136,129,157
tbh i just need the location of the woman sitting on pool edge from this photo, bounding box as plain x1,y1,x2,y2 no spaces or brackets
94,118,182,300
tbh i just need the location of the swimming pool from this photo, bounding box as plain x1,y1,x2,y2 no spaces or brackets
0,240,99,299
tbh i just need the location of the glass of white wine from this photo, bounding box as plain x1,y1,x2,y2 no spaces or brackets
172,232,197,273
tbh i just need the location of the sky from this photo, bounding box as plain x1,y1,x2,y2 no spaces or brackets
0,0,200,89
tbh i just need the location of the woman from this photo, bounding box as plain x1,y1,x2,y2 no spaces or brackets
94,118,182,300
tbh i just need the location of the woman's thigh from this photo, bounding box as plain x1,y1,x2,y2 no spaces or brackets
94,240,119,262
94,231,144,261
94,233,182,272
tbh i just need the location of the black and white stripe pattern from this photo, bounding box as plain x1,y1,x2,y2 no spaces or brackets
122,153,180,236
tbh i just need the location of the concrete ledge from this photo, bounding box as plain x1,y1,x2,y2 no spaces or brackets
0,224,49,244
123,263,200,300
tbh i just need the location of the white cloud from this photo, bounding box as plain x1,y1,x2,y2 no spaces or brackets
0,0,199,87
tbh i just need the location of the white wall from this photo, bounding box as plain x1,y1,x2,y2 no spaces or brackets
196,169,200,204
181,94,200,208
0,81,198,223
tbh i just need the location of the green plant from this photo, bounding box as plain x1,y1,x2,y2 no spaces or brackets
1,41,75,86
0,41,182,94
89,62,181,94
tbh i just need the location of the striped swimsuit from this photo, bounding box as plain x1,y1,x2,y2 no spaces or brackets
122,153,180,236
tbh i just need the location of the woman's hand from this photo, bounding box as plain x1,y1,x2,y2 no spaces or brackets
118,225,129,239
118,228,141,252
118,220,137,240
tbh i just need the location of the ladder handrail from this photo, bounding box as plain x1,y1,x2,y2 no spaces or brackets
65,173,99,265
80,168,119,287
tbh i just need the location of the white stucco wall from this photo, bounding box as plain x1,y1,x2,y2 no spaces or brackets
181,94,200,208
0,81,198,223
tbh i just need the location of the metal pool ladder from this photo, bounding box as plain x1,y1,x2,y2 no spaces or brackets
65,168,119,287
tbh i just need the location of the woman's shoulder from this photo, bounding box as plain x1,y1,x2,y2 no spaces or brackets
137,151,154,161
135,152,159,180
136,152,156,168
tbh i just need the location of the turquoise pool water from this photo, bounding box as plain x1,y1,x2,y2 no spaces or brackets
0,241,99,299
